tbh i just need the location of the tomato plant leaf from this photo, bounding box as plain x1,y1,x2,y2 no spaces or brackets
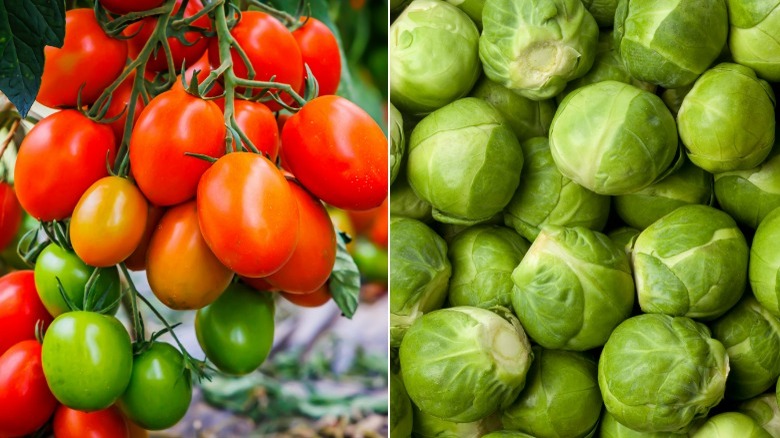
330,231,360,319
0,0,65,117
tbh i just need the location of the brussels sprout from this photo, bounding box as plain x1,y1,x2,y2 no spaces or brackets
599,411,687,437
479,0,599,100
614,0,728,89
502,347,602,438
607,227,639,255
549,81,678,196
504,137,610,242
399,306,533,422
598,314,729,433
406,98,524,225
470,77,556,142
390,103,405,185
678,63,776,173
710,295,780,400
448,225,530,309
739,393,780,437
390,169,433,222
445,0,485,27
615,158,713,230
660,84,693,117
727,0,780,81
434,212,504,245
690,413,771,438
511,226,634,350
750,207,780,317
412,405,501,437
390,0,481,115
483,432,536,438
632,205,747,320
390,217,452,348
391,371,413,438
581,0,619,27
714,143,780,229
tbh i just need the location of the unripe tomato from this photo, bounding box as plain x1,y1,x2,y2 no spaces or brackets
53,405,129,438
281,283,332,308
124,205,165,271
146,201,233,310
281,95,388,211
0,271,52,356
232,99,280,161
99,0,164,14
38,9,128,108
105,74,145,142
293,17,342,96
15,110,116,221
0,182,21,250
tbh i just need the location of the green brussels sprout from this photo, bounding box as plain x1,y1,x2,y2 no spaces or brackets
660,84,693,117
710,295,780,400
482,432,536,438
511,226,634,350
678,63,776,173
739,394,780,437
581,0,619,27
504,137,610,242
399,306,533,422
390,0,481,115
448,225,530,309
615,158,713,230
391,371,413,438
750,207,780,317
598,314,729,433
607,227,639,255
433,212,504,245
690,413,772,438
445,0,485,27
470,77,556,142
599,411,688,437
714,144,780,229
390,168,433,222
390,103,405,185
412,405,501,437
479,0,599,101
502,347,602,438
390,217,452,348
613,0,728,89
549,81,678,196
727,0,780,81
407,98,524,225
631,205,747,320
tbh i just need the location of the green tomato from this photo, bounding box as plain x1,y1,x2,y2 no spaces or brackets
690,412,771,438
41,311,132,411
195,282,275,375
352,236,389,282
727,0,780,81
33,243,120,317
118,342,192,430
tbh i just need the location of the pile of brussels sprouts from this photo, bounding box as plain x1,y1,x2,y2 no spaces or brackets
389,0,780,436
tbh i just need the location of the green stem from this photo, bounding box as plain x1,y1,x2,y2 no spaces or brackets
118,264,145,343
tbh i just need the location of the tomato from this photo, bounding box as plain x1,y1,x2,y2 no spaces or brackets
127,418,149,438
170,51,224,98
0,340,58,436
232,99,280,161
99,0,164,14
241,276,277,292
42,311,132,411
34,243,121,317
129,89,225,206
15,110,117,221
124,205,165,271
118,342,192,430
328,207,356,251
351,237,388,282
347,204,382,235
208,11,303,111
281,283,332,308
38,9,128,108
197,152,299,278
125,0,210,73
293,18,342,96
281,95,388,211
146,201,233,310
368,198,388,248
195,282,274,375
0,182,21,251
0,271,52,356
105,74,145,143
266,179,336,293
53,405,129,438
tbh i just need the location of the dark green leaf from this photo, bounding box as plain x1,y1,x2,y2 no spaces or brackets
330,231,360,319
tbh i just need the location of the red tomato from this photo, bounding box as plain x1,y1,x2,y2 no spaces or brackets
170,52,224,98
197,152,299,278
293,18,341,96
281,95,388,211
0,183,21,250
266,179,336,293
38,9,128,108
0,271,52,356
53,405,129,438
368,198,388,248
124,205,165,271
208,11,303,111
105,73,145,143
241,276,278,292
15,110,116,221
232,100,279,161
129,89,225,206
99,0,164,14
146,201,233,310
347,204,382,235
281,283,332,307
125,0,210,73
0,340,58,437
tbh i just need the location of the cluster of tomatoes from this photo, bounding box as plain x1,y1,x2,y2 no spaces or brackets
0,0,388,436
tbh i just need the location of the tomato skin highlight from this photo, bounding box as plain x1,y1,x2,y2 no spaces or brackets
53,405,129,438
0,271,52,356
38,9,128,108
129,89,226,206
197,152,299,278
124,205,165,271
293,17,342,96
281,95,388,211
0,182,21,251
0,340,58,437
281,283,332,308
232,99,280,162
146,201,233,310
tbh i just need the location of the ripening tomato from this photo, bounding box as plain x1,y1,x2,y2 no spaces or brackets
0,182,21,250
15,110,116,221
240,276,277,292
231,100,279,161
170,52,224,97
146,201,233,310
125,0,210,73
53,405,129,438
38,9,128,108
281,95,388,211
129,89,225,206
124,205,165,271
105,73,145,143
0,271,52,356
293,18,341,96
197,152,299,278
0,340,58,437
208,11,303,111
281,283,332,308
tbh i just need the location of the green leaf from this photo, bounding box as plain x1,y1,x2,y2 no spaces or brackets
330,231,360,319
